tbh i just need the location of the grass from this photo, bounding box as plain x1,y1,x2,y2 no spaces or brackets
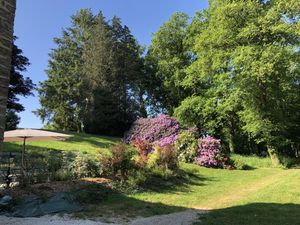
3,132,121,155
3,132,300,224
72,164,300,224
196,168,300,225
231,153,273,168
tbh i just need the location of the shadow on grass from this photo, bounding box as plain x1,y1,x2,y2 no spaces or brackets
196,203,300,225
139,169,210,194
3,133,120,153
65,133,121,149
3,141,71,154
72,181,190,221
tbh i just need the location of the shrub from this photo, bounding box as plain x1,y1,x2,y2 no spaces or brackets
233,160,252,170
127,170,147,187
100,142,134,180
125,114,181,148
46,151,64,173
133,137,152,167
280,156,300,168
54,170,73,181
195,136,230,168
147,145,178,171
68,153,102,179
175,130,199,163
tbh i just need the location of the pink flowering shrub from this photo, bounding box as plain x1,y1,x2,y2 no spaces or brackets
125,114,181,149
195,136,230,168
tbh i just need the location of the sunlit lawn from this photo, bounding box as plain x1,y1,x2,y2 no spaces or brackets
3,132,121,155
3,132,300,224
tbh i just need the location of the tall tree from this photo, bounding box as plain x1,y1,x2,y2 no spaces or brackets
0,0,16,148
83,15,144,135
37,9,144,135
36,9,95,132
178,0,300,158
6,39,35,130
146,13,193,114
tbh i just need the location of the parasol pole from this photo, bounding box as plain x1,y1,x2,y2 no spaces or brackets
21,137,26,187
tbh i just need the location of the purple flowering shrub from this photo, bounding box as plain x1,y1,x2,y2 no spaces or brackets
125,114,181,148
195,136,230,168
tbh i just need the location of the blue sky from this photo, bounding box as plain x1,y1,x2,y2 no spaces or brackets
14,0,208,128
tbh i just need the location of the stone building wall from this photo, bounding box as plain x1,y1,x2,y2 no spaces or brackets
0,0,16,148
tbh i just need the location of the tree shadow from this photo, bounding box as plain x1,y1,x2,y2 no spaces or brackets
197,203,300,225
138,169,211,194
4,179,201,223
3,133,120,154
65,133,121,149
71,181,198,222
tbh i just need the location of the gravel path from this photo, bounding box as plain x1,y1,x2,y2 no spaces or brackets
131,209,204,225
0,209,205,225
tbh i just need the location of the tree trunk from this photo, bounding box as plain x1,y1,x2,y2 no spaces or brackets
226,113,235,153
267,145,281,166
0,0,16,150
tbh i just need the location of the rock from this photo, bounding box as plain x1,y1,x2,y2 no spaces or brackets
0,195,12,206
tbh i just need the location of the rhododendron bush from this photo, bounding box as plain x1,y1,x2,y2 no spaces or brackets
125,115,231,170
125,114,181,149
195,136,230,168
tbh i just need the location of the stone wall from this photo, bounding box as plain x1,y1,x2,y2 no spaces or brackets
0,0,16,149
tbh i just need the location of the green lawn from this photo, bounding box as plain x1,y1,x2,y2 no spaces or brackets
75,164,300,224
3,132,121,155
230,153,274,168
3,132,300,225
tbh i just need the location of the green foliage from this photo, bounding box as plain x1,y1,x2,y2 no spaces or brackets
127,170,147,188
7,37,35,113
147,145,178,171
145,12,194,113
278,156,300,169
83,16,144,136
6,37,35,129
232,160,252,171
74,184,115,204
5,109,20,130
100,142,135,179
54,170,73,181
231,154,273,169
174,130,198,162
36,9,94,132
37,9,145,136
68,153,102,179
159,0,300,158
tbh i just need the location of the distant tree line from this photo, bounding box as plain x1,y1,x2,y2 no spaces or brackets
37,0,300,160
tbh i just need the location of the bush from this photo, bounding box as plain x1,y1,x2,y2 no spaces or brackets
233,160,252,170
46,151,64,173
100,142,134,180
127,170,147,187
147,145,178,171
195,136,230,168
54,170,73,181
175,130,198,163
280,156,300,168
125,114,181,148
133,137,152,167
68,153,102,179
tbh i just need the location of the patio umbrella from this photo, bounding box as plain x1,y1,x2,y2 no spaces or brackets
3,129,72,186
